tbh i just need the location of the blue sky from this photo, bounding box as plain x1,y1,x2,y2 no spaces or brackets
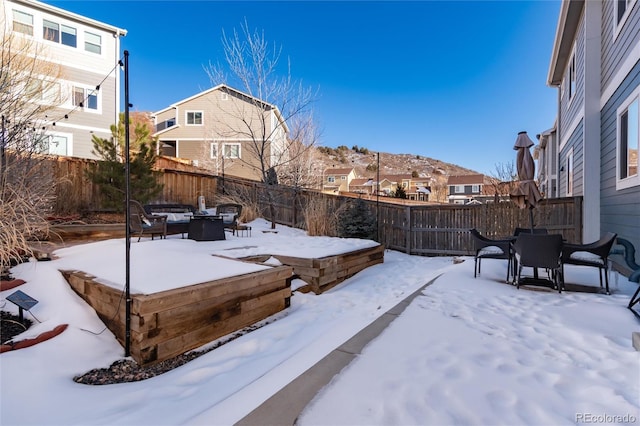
45,0,561,175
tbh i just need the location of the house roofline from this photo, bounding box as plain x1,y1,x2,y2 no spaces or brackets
537,123,557,149
11,0,127,36
547,0,584,86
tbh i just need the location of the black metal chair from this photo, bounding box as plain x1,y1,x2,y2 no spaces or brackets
215,203,243,235
513,233,563,292
561,232,617,294
470,229,513,283
514,227,548,236
128,200,167,242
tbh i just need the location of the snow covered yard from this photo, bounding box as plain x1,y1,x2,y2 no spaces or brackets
1,219,638,425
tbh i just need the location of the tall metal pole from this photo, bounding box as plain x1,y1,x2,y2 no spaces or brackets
0,115,6,192
123,50,131,357
376,152,380,242
222,153,225,194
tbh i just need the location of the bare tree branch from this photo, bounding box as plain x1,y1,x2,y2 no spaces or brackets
204,19,320,185
1,17,64,271
487,161,518,200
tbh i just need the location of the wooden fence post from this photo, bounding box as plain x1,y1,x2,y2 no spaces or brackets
405,205,411,255
574,196,583,244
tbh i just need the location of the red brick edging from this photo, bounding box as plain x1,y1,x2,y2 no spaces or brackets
0,324,69,353
0,279,26,291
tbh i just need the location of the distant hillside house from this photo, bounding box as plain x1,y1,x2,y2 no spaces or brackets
410,176,433,201
4,0,127,158
332,171,433,201
152,84,289,182
350,178,376,194
410,182,432,201
322,168,355,193
447,174,484,204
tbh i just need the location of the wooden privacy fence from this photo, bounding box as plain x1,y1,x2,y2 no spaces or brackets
375,197,583,256
49,156,583,256
50,156,219,213
219,176,583,255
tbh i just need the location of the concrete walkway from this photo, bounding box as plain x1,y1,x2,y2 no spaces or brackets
236,274,442,426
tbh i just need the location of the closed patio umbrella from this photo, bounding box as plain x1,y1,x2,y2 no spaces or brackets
510,131,542,229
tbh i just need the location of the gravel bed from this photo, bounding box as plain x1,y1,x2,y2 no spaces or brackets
73,320,273,385
1,311,33,344
0,310,245,385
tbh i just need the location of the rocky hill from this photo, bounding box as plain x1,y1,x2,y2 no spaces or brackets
314,146,481,184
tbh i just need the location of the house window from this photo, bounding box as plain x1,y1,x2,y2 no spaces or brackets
36,134,68,155
43,20,59,42
42,19,77,47
72,86,99,110
618,0,628,22
568,54,576,100
328,176,336,183
617,0,636,24
566,148,574,196
341,176,346,180
210,142,218,158
186,111,203,125
617,91,640,190
87,90,98,109
454,185,464,193
72,86,84,107
223,143,240,159
13,10,33,36
47,135,68,155
84,31,101,54
61,25,77,47
471,184,480,193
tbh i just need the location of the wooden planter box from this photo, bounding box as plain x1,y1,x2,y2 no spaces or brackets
61,265,293,366
243,244,384,294
49,224,126,241
50,222,192,241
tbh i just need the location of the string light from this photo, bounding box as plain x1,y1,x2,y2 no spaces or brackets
45,58,123,128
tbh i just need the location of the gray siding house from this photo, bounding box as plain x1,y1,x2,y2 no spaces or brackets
447,174,485,204
3,0,127,158
544,0,639,269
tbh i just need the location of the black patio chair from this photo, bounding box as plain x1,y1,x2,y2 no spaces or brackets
470,229,513,283
513,233,563,292
561,232,617,295
128,200,167,242
215,203,243,235
514,227,548,236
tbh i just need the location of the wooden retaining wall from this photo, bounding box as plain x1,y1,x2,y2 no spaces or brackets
61,265,293,366
270,244,385,294
49,224,126,241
